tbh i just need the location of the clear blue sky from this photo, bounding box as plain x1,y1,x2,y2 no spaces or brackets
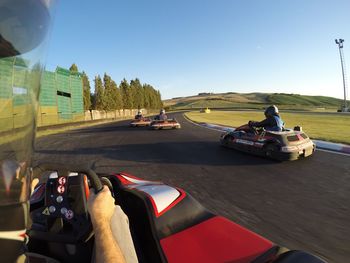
46,0,350,100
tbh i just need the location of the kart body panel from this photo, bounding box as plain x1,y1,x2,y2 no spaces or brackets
111,173,276,263
130,118,152,127
150,119,181,130
220,126,316,161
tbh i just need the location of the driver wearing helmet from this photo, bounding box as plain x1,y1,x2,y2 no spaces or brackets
249,105,285,132
156,109,167,121
0,1,136,263
135,110,143,120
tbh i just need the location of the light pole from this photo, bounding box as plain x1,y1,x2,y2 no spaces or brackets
335,39,348,112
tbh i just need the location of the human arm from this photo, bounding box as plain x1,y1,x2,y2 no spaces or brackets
249,117,273,128
88,186,126,263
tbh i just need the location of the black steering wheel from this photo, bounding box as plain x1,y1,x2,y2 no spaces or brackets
248,121,265,135
29,163,103,243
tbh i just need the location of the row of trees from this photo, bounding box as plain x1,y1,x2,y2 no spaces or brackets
69,64,163,111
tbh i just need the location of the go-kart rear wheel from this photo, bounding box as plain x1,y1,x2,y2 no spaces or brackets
265,144,278,158
221,136,231,147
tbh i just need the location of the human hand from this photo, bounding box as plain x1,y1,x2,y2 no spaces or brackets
31,178,39,193
87,185,115,227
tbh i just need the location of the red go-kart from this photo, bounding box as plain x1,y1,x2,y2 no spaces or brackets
27,163,326,263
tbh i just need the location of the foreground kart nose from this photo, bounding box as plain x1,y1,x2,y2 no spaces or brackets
112,173,326,263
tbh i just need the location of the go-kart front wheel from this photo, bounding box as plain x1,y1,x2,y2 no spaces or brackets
265,144,278,158
221,136,232,148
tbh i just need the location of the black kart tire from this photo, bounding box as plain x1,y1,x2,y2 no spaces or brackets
221,136,231,147
265,144,278,158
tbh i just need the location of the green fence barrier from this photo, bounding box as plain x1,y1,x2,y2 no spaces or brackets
0,59,84,128
0,57,14,99
71,74,83,114
40,71,57,106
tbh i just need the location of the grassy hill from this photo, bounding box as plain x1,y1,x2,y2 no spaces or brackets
164,92,347,111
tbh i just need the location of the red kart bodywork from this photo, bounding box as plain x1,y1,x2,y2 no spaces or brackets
28,170,326,263
110,173,325,263
150,119,181,130
113,173,274,262
160,217,273,263
130,118,152,127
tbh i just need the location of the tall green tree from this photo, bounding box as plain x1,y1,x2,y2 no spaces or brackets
112,80,123,110
90,74,163,111
130,78,144,109
120,79,133,109
104,73,124,111
90,93,96,109
142,84,151,109
94,75,104,110
156,90,163,108
69,63,78,73
103,73,114,111
82,71,91,110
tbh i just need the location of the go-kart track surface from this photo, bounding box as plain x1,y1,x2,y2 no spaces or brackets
34,113,350,263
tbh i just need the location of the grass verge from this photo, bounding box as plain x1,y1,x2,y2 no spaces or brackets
185,111,350,145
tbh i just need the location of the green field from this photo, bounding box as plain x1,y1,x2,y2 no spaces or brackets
185,111,350,144
165,92,347,112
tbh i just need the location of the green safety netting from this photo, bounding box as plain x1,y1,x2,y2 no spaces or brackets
13,65,29,106
0,59,84,121
57,95,71,119
70,75,83,113
40,71,56,106
0,57,14,99
56,69,70,93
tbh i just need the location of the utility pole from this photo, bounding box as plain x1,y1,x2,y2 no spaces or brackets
335,39,349,112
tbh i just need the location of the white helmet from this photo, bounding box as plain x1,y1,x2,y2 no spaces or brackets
160,109,165,114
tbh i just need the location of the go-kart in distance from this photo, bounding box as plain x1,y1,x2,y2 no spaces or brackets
29,163,326,263
149,109,181,130
130,109,181,130
220,123,316,161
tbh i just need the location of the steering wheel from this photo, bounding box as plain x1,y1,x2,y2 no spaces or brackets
253,126,265,135
29,163,103,243
248,121,265,135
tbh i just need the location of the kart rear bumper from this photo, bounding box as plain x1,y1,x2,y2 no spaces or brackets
274,145,316,161
150,124,181,130
130,122,151,127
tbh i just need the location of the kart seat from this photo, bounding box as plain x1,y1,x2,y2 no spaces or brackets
108,174,214,263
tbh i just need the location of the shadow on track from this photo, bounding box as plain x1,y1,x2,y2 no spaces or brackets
36,140,275,166
71,124,152,134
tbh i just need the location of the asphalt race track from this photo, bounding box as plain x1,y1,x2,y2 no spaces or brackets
34,112,350,263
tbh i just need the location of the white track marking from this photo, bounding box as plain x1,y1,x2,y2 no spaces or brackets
314,148,350,157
